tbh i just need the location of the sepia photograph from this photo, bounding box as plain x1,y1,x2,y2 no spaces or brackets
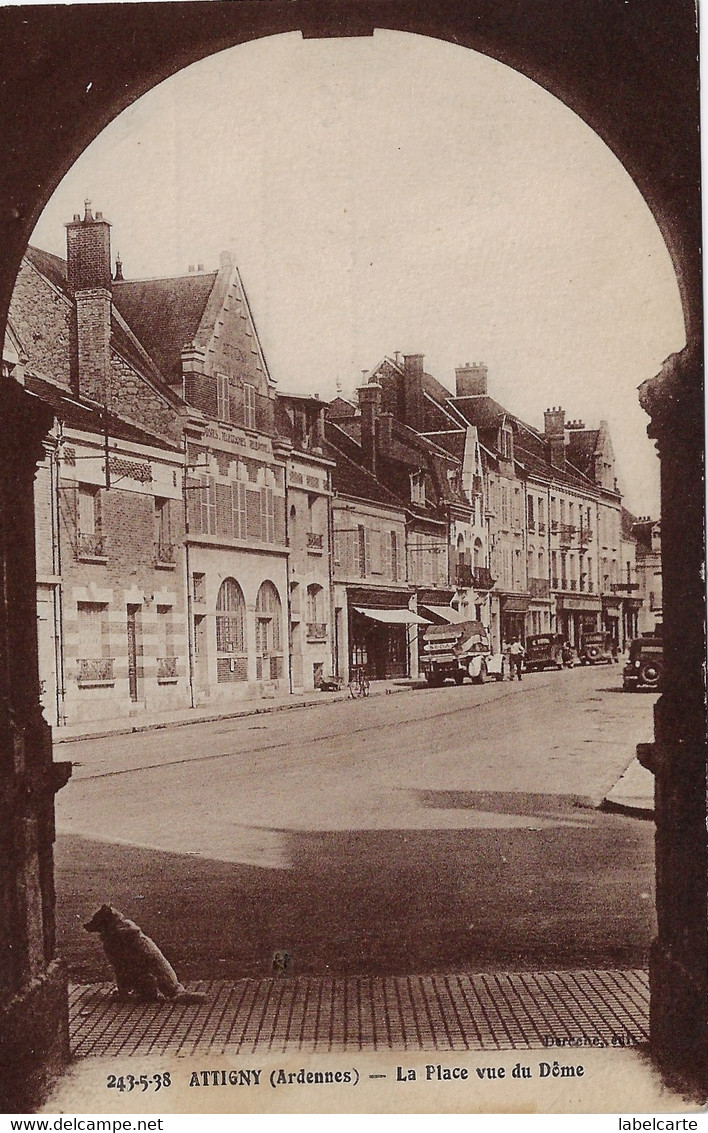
0,0,704,1118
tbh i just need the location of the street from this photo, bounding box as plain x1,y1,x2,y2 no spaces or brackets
55,666,657,982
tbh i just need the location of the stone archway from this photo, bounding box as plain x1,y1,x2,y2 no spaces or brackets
0,0,702,1107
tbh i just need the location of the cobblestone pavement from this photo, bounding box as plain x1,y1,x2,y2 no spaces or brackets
70,970,649,1058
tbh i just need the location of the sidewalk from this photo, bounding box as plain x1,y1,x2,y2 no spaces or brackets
40,969,703,1113
51,677,420,744
602,757,654,818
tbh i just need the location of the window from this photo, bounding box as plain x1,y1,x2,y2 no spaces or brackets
192,572,205,603
77,601,112,684
527,494,535,530
216,578,246,654
255,581,283,679
358,525,367,577
154,498,174,563
306,584,326,640
217,374,230,421
390,530,399,581
410,471,426,506
77,484,103,557
500,427,513,460
244,383,256,430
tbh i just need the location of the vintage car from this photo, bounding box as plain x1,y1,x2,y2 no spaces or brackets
578,630,616,665
421,620,505,686
524,633,564,672
622,636,664,691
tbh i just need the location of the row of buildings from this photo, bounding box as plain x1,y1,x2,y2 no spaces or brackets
3,202,661,729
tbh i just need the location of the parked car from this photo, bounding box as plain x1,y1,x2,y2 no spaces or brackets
524,633,564,672
578,630,615,665
421,620,505,685
623,637,664,691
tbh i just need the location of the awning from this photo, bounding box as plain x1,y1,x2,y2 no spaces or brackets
420,605,465,624
354,607,431,626
500,595,530,613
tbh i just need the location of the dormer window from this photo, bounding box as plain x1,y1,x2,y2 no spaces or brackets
410,471,426,506
500,426,513,461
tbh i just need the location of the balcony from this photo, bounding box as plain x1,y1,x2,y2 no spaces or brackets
157,656,178,682
77,532,106,560
455,562,473,588
307,531,324,552
569,579,578,591
527,521,536,534
306,622,328,641
538,521,546,536
528,577,550,599
578,528,594,545
552,576,560,589
155,541,176,569
550,520,559,535
473,566,496,590
559,524,576,547
77,657,114,687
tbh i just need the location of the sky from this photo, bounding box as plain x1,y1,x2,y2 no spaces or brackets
30,30,685,516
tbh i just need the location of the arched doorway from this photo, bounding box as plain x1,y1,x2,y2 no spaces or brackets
0,2,702,1107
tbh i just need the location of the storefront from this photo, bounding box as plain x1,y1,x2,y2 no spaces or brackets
500,593,530,645
556,595,602,647
347,587,423,680
602,597,622,650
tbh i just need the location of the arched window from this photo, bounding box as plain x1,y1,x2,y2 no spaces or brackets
216,577,247,682
474,538,483,569
255,580,283,679
307,583,323,624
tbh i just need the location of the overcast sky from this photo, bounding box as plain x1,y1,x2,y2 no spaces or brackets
31,30,685,515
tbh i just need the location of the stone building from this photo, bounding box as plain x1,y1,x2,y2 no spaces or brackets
111,251,290,706
632,516,662,636
7,210,189,727
276,392,334,691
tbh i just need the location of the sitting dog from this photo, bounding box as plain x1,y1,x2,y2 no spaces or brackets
84,904,206,1003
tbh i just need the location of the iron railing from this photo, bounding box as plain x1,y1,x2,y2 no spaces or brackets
77,532,106,558
77,658,114,684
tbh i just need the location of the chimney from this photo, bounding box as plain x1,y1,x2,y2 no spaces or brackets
113,253,124,282
377,412,393,455
455,361,488,397
357,382,382,474
544,406,566,469
402,353,425,432
65,201,112,403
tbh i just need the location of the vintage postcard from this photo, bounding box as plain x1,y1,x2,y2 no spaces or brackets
0,0,704,1119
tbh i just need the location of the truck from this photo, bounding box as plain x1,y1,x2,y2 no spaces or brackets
421,620,506,686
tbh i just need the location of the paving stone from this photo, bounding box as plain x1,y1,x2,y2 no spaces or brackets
69,970,649,1058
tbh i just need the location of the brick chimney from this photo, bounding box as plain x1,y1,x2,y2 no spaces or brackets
65,200,112,404
544,406,566,469
455,361,488,397
402,353,425,432
358,382,382,474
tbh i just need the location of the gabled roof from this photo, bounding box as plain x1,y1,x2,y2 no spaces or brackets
324,437,405,511
22,245,182,407
24,245,73,301
566,429,600,476
24,373,180,451
112,272,218,384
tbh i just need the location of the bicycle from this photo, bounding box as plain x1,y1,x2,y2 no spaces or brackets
348,667,370,698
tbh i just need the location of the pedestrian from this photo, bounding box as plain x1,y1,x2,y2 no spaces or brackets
508,636,525,681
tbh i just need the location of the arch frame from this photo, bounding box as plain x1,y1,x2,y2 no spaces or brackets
0,0,703,1106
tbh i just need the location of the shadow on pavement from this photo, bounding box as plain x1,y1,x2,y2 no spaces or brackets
56,802,656,984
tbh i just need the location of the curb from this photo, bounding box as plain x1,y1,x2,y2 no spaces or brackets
52,680,420,745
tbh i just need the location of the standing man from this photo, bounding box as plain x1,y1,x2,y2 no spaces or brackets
508,637,525,681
